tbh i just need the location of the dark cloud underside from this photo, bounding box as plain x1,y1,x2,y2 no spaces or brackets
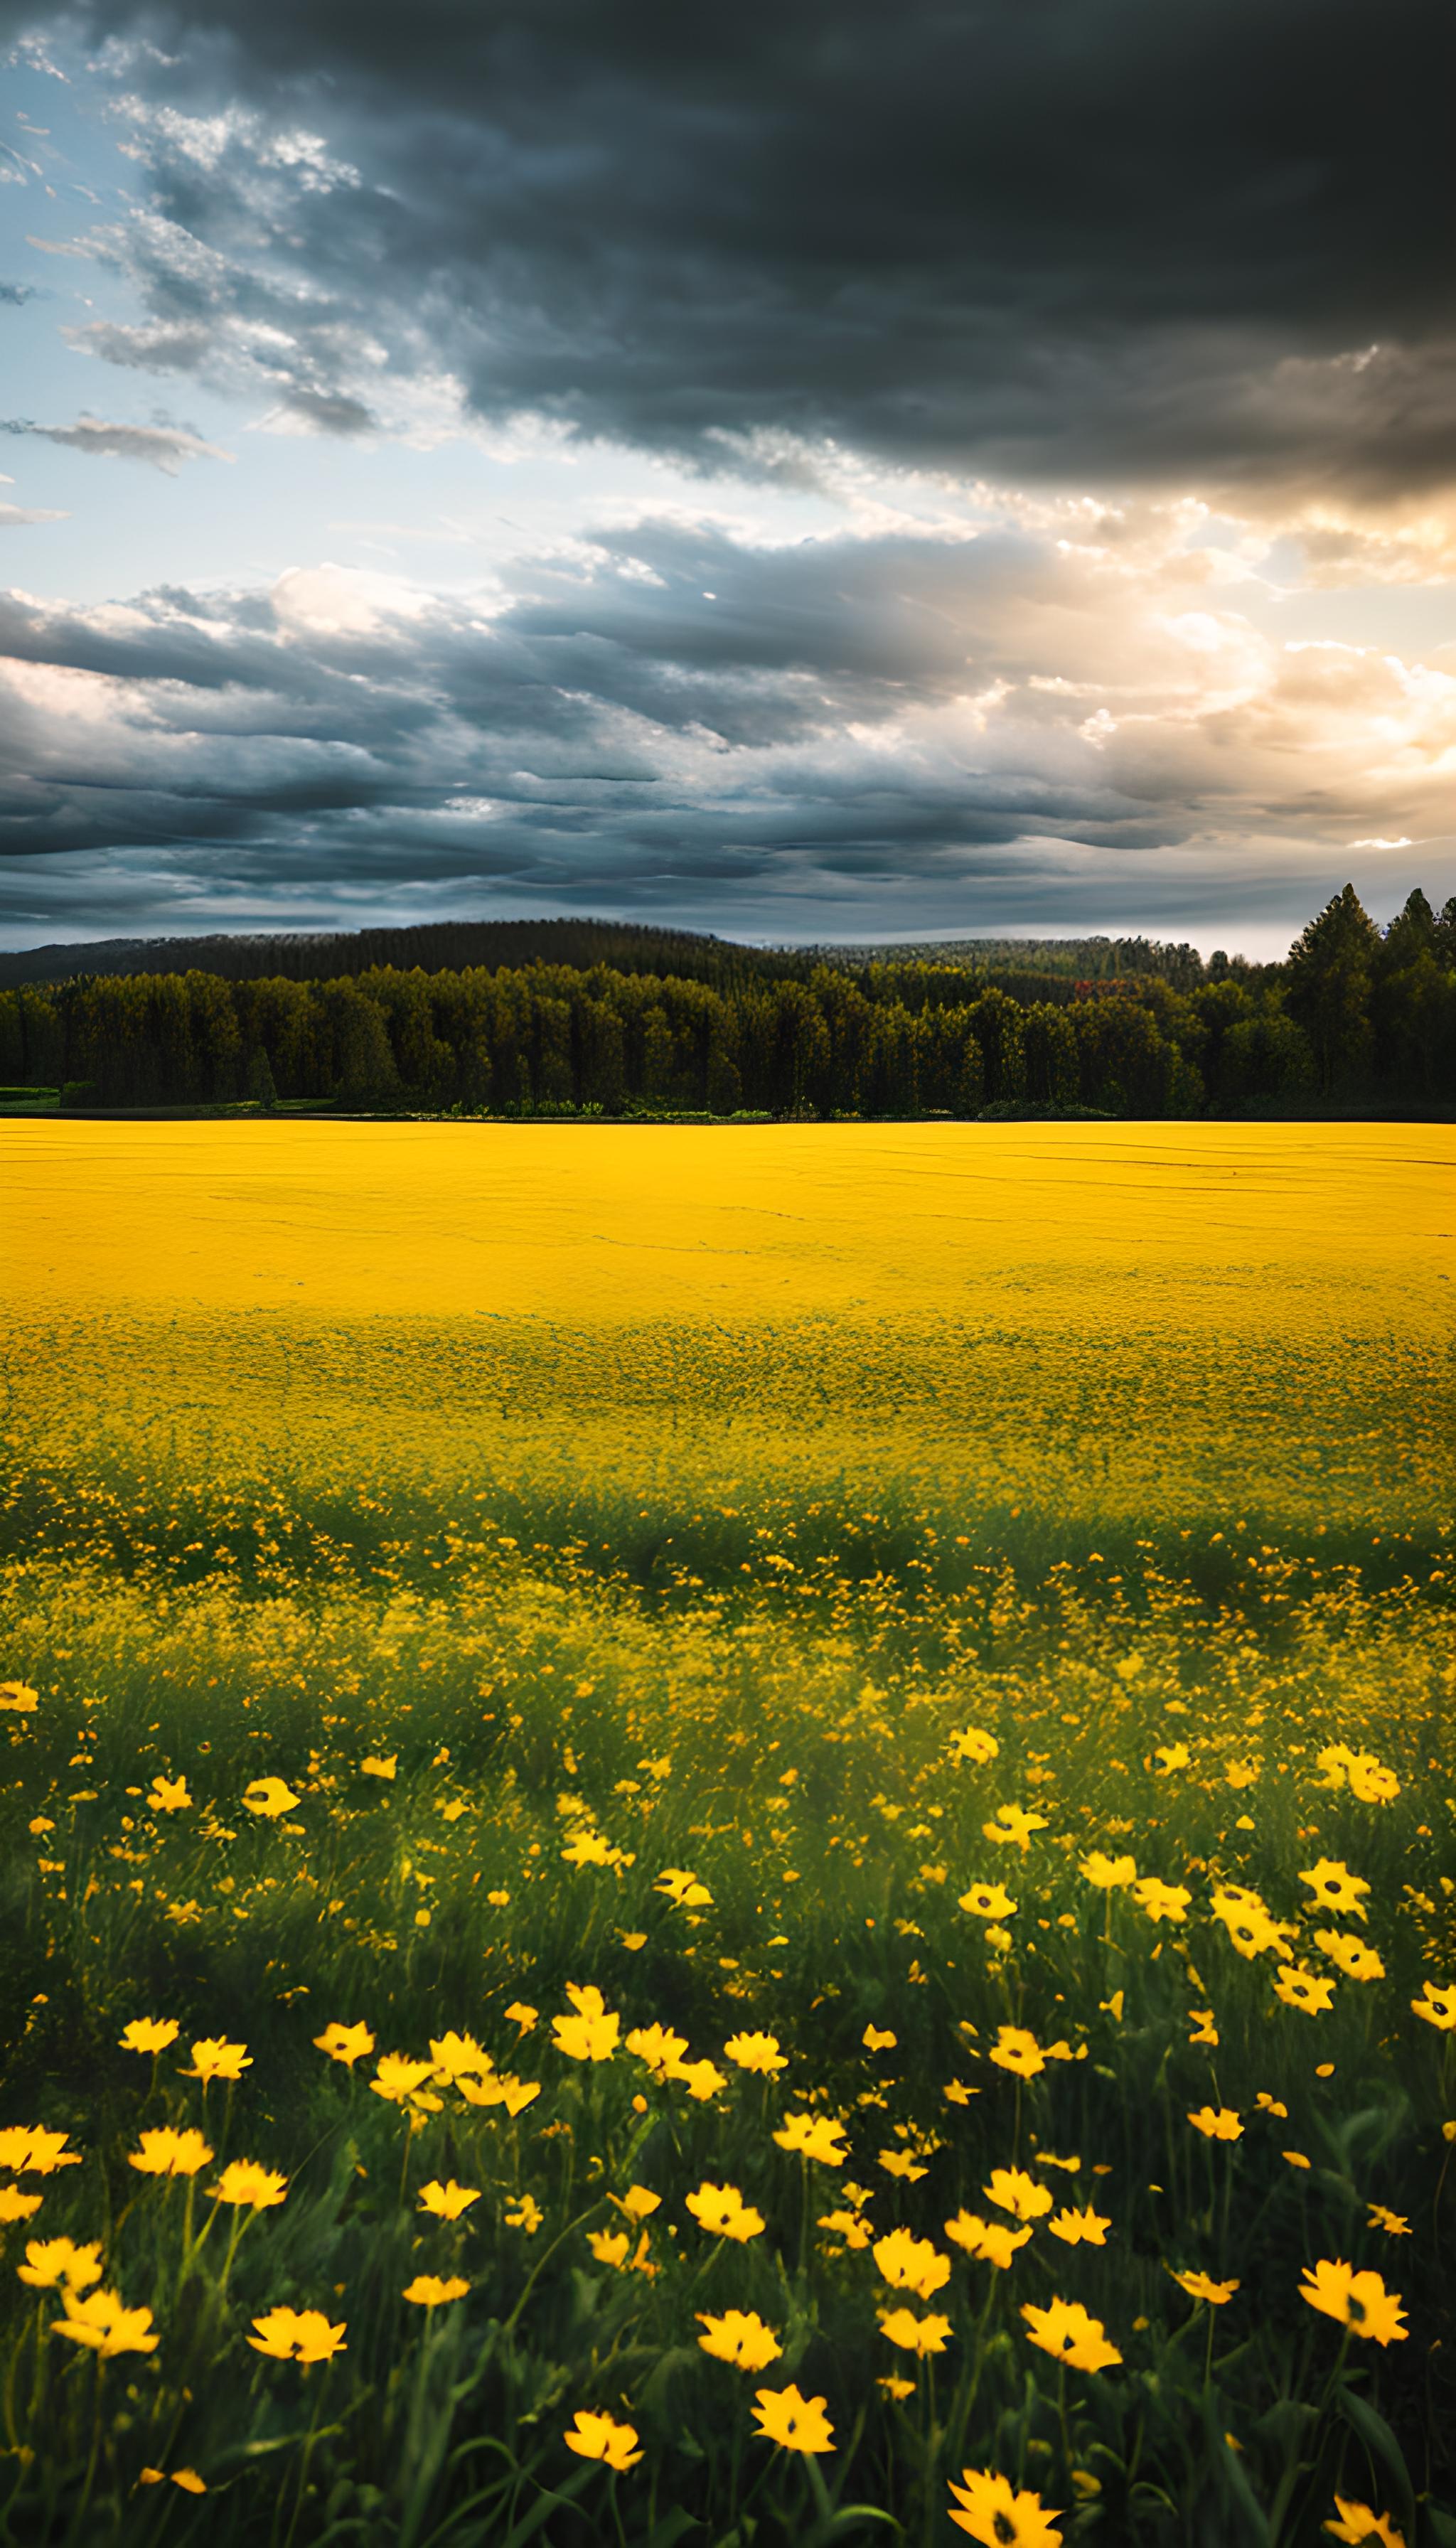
5,0,1451,493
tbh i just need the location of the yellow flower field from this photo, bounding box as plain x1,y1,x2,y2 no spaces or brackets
1,1122,1452,2546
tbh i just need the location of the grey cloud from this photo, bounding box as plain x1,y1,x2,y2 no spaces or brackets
0,282,36,306
6,510,1450,948
0,503,68,525
0,413,234,469
61,317,215,371
0,526,1174,891
4,0,1450,499
269,385,378,436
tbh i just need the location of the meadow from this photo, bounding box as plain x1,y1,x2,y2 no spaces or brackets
1,1122,1453,2548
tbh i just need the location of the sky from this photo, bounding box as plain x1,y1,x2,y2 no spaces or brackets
0,0,1452,958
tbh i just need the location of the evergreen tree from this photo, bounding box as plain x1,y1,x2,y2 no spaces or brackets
1374,889,1454,1098
1283,885,1381,1093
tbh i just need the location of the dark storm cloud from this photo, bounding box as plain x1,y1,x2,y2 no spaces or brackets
6,0,1451,496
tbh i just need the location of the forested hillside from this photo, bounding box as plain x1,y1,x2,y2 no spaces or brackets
1,886,1450,1117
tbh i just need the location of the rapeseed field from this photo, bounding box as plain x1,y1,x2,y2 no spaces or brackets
1,1123,1452,2547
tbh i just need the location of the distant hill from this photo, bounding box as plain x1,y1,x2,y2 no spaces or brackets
0,916,806,992
0,916,1216,992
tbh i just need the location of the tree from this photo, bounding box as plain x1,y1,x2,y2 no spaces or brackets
1373,889,1455,1100
328,980,400,1106
1283,886,1381,1093
246,1046,279,1108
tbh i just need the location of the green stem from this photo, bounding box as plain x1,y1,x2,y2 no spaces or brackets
65,2357,105,2548
280,2362,331,2548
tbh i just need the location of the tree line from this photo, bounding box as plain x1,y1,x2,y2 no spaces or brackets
1,886,1451,1118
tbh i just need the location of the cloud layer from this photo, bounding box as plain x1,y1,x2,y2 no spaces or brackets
3,500,1452,944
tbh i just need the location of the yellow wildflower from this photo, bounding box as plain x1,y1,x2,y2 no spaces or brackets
314,2020,375,2067
1345,1756,1400,1805
17,2237,103,2292
564,2409,643,2471
685,2181,766,2241
128,2129,215,2178
1020,2298,1122,2372
948,1728,999,1765
210,2160,287,2210
1298,1858,1370,1921
1187,2107,1241,2142
1314,1932,1384,1982
774,2112,848,2166
1275,1965,1336,2017
696,2308,783,2370
0,2127,82,2175
1299,2260,1407,2345
248,2306,348,2363
1324,2495,1406,2546
418,2178,480,2220
655,1866,712,1907
119,2018,179,2055
751,2385,835,2453
181,2038,251,2084
988,2025,1045,2079
983,1804,1049,1853
551,1985,620,2063
625,2023,690,2081
1168,2269,1239,2305
944,2212,1032,2269
724,2030,787,2074
370,2053,439,2106
948,2468,1063,2547
429,2032,492,2082
611,2185,661,2223
879,2306,952,2356
240,1777,299,1820
1047,2206,1110,2247
984,2167,1054,2222
53,2289,159,2357
1080,1853,1136,1889
872,2229,951,2298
